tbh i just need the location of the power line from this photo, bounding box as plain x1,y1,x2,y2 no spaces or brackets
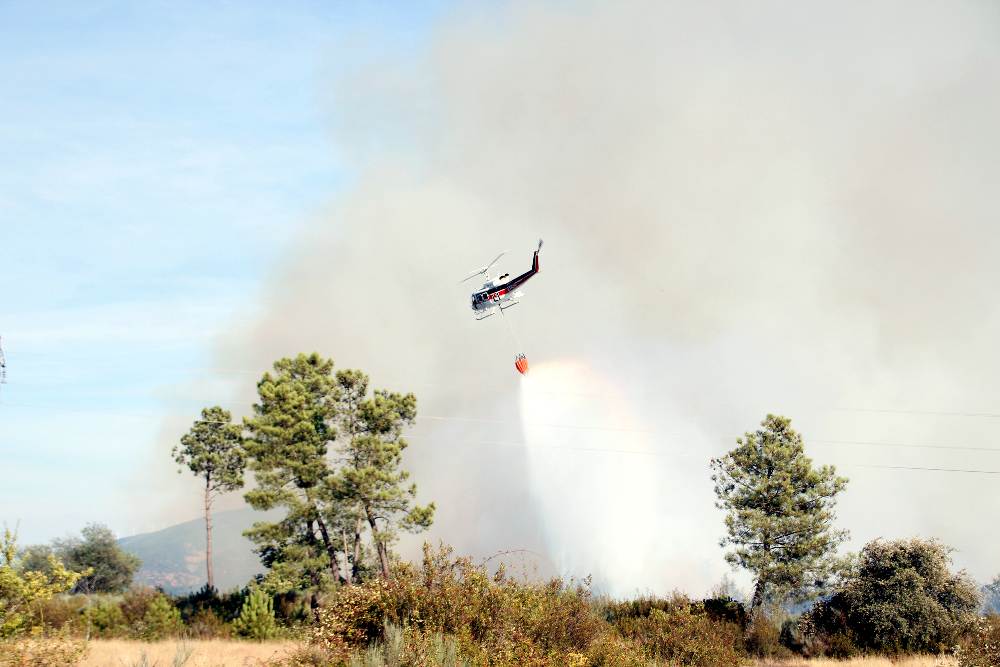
853,464,1000,475
812,439,1000,454
836,407,1000,419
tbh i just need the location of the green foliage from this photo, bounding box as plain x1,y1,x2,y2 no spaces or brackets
292,545,754,666
333,369,434,580
29,594,88,633
185,607,232,639
309,543,603,664
958,615,1000,667
173,406,246,494
349,624,468,667
173,406,246,590
243,353,345,591
52,523,141,594
234,587,278,641
607,595,746,666
242,354,435,590
120,587,159,628
806,537,981,653
140,593,183,640
0,526,81,637
710,414,849,613
16,545,56,577
173,584,246,625
742,614,791,659
84,596,127,637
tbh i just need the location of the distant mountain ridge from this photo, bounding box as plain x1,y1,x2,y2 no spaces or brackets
118,508,278,594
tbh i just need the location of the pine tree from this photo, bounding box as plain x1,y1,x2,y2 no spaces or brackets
711,414,848,616
242,354,345,590
241,354,434,587
140,593,182,640
173,406,245,590
234,588,278,641
333,369,435,579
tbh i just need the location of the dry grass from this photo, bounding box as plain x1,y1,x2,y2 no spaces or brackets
79,639,301,667
757,657,957,667
74,641,960,667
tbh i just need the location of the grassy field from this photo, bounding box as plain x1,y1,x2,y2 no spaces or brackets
79,639,299,666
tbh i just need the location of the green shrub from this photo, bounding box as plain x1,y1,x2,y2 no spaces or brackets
958,615,1000,667
346,624,469,667
84,596,127,638
744,614,791,659
806,538,981,653
120,587,159,628
28,595,88,634
0,528,81,638
309,544,605,665
185,607,232,639
234,588,278,641
583,632,651,667
139,593,183,640
603,594,746,667
824,632,858,659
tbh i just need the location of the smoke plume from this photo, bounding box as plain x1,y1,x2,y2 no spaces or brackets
212,1,1000,594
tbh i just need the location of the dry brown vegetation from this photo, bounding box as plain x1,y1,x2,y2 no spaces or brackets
756,658,956,667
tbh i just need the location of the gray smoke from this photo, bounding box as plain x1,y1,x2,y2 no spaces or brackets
208,1,1000,594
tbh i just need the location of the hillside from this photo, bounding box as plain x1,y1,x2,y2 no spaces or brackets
118,508,278,594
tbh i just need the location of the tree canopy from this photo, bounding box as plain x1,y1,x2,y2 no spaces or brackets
1,526,81,637
241,353,434,591
711,414,848,614
333,369,435,579
243,353,343,591
173,405,245,590
808,538,981,653
53,523,141,594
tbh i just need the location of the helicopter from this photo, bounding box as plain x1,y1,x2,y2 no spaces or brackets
462,239,543,321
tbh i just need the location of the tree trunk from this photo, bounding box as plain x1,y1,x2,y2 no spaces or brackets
204,478,214,591
353,517,363,582
365,507,390,579
315,516,343,583
341,529,353,585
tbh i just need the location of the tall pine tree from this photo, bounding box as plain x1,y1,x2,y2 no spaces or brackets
333,369,434,579
711,414,848,615
173,406,245,590
242,354,344,589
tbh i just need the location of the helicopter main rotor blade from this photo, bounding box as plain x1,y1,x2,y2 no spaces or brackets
459,266,488,284
484,251,506,273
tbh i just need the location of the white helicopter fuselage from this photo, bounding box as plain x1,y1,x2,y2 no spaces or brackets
471,278,523,313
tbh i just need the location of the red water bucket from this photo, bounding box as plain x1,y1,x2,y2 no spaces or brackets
514,355,529,375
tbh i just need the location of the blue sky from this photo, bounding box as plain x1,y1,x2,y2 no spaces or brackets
0,2,447,543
